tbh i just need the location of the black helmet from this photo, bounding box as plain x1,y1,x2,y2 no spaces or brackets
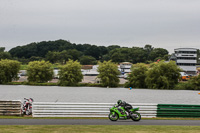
117,100,122,105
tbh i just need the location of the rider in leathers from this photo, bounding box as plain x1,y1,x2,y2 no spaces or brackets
116,100,132,113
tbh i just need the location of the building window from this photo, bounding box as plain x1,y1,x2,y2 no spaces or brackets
175,51,197,54
177,57,196,60
177,63,196,66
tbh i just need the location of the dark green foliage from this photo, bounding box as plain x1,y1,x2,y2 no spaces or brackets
145,61,181,89
108,47,148,64
0,47,12,60
97,60,120,87
0,47,5,52
9,40,169,64
187,75,200,90
174,82,193,90
29,56,43,61
125,63,148,88
148,48,168,61
107,45,121,51
27,60,53,83
58,60,83,86
0,51,12,60
0,59,20,84
45,49,82,64
174,75,200,90
79,56,97,65
9,40,75,58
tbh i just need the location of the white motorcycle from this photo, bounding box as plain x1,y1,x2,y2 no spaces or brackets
21,98,34,115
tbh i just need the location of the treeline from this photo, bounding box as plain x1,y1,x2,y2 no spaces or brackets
7,39,169,64
1,59,200,90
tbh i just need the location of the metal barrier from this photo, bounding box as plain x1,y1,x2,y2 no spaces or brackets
0,100,21,116
2,101,199,118
157,104,200,118
32,102,157,118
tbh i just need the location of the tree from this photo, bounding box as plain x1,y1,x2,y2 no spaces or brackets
30,56,43,61
58,59,83,86
0,52,12,60
97,60,120,87
187,74,200,90
66,49,82,61
125,63,148,88
59,50,72,64
145,61,181,89
0,59,20,84
148,48,169,61
85,45,100,59
129,47,147,63
27,60,53,83
0,47,12,60
144,44,154,61
109,48,129,63
0,47,5,52
79,56,97,65
107,45,121,52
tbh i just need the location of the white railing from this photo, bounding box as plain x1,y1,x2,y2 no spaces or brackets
32,102,157,118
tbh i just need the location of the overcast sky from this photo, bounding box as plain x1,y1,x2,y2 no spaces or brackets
0,0,200,53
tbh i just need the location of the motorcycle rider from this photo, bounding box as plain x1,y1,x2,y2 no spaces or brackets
117,100,132,113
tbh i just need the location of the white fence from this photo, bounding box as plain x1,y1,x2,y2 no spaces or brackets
32,102,157,118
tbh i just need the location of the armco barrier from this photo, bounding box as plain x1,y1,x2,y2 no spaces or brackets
32,102,157,118
157,104,200,118
0,100,21,116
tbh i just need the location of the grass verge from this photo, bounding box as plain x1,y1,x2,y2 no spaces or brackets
0,125,200,133
1,116,200,120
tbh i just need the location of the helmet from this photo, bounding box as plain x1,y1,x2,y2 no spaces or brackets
117,100,122,105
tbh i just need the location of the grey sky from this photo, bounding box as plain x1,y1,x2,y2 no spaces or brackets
0,0,200,53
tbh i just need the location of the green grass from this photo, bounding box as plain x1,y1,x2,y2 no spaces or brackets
20,64,61,70
20,65,28,70
0,125,200,133
6,82,124,87
5,82,58,86
1,116,200,120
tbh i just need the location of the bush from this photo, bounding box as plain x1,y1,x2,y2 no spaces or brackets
97,60,120,87
58,60,83,86
174,82,193,90
125,63,148,88
145,61,181,89
27,60,53,83
187,75,200,90
0,59,20,84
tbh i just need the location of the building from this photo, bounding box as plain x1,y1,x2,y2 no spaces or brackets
174,48,197,76
81,65,99,76
119,62,132,73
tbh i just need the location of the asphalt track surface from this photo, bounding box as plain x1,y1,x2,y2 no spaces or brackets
0,119,200,126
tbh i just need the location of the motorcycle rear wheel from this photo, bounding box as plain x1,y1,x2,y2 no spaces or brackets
131,112,141,121
108,112,119,121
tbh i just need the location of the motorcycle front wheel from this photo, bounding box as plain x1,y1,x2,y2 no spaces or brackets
108,112,119,121
131,112,141,121
26,108,32,115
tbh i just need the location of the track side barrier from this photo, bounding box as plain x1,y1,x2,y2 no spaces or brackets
0,100,21,116
157,104,200,118
32,102,157,118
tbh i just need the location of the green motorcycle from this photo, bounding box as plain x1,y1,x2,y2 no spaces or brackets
108,104,141,121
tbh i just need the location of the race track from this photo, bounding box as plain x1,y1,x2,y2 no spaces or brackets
0,119,200,126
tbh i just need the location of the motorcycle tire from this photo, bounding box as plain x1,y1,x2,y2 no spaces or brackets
130,112,141,121
26,109,32,115
25,110,30,115
108,112,119,121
